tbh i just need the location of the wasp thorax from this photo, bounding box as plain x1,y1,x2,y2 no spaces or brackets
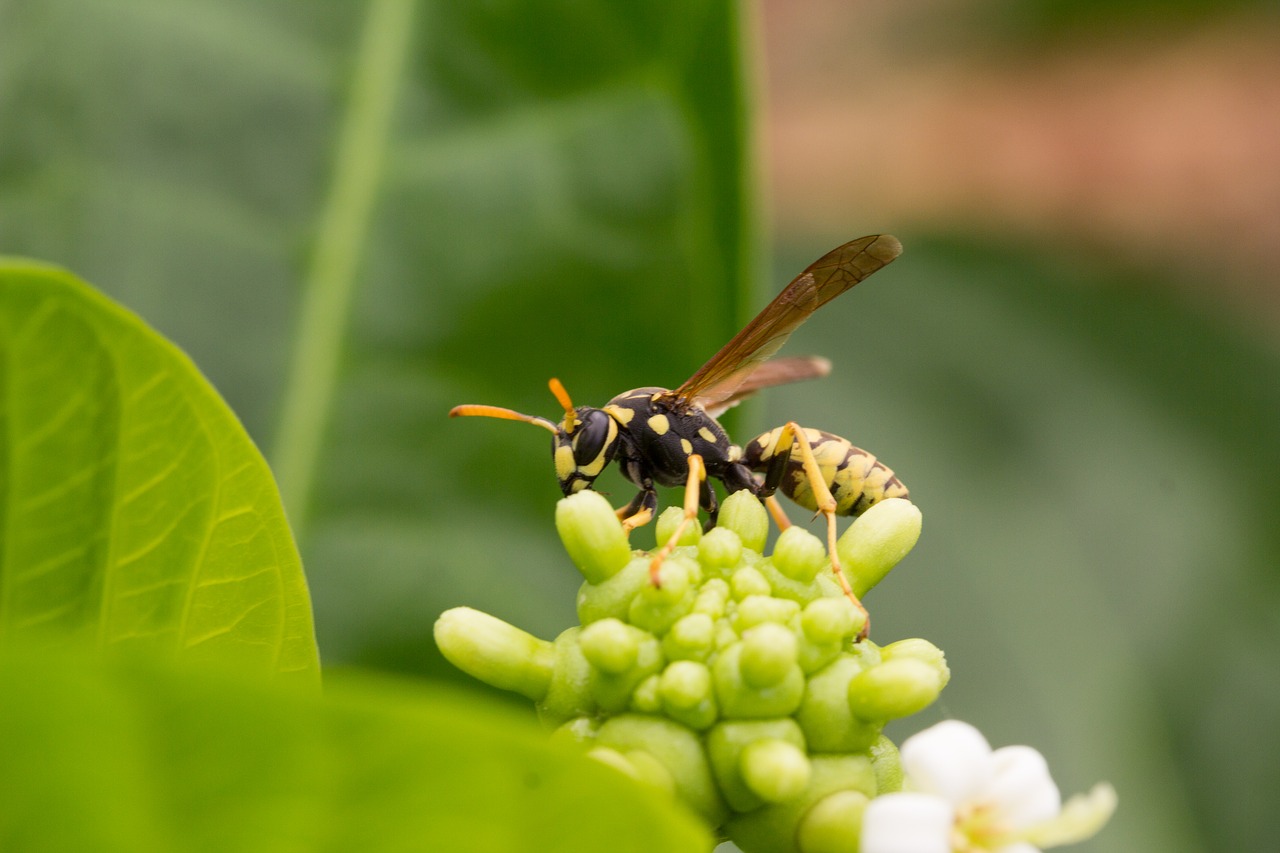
553,407,619,495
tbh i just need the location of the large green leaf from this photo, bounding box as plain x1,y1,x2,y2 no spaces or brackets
0,647,710,852
0,260,317,678
0,0,752,671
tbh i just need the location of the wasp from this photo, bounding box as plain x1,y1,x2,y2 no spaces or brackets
450,234,908,633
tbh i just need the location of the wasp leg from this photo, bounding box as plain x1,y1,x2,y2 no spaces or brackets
764,495,793,531
700,478,719,532
755,434,794,501
649,454,706,586
776,422,870,638
616,487,658,535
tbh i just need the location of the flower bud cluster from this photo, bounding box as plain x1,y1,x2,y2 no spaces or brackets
435,490,941,853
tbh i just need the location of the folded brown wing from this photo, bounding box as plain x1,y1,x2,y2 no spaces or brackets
674,235,901,410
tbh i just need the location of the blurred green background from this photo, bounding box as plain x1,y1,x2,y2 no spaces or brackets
2,1,1277,852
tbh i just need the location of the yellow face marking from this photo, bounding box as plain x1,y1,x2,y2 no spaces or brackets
604,404,634,426
729,445,742,461
576,419,616,477
647,414,670,435
555,444,576,481
680,438,693,455
698,426,718,444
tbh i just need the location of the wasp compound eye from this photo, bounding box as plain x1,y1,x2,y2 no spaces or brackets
571,410,612,467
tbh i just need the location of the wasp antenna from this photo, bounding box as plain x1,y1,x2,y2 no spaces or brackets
548,378,578,434
449,404,559,434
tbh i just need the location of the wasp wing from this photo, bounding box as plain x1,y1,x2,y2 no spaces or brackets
674,234,901,409
700,356,832,417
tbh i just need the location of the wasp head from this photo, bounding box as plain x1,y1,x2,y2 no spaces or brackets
552,405,619,495
448,378,619,497
544,378,619,495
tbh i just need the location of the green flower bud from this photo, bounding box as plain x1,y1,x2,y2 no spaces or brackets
741,739,812,804
714,617,739,650
698,526,743,572
836,497,922,596
771,526,826,582
551,716,599,745
755,560,826,605
587,745,635,776
596,714,728,825
796,654,882,752
795,635,843,677
576,556,651,625
800,598,858,645
739,623,799,688
556,491,634,584
587,626,664,713
725,754,876,853
714,640,805,718
537,627,597,725
579,618,639,674
588,746,676,794
868,733,903,794
796,790,868,853
795,598,859,674
441,481,953,853
630,674,662,714
660,660,718,730
622,748,678,792
730,566,772,601
434,607,554,701
718,489,768,552
881,637,950,690
735,595,802,631
660,660,713,709
643,555,696,604
655,506,702,549
630,556,697,635
847,658,944,721
693,578,731,618
706,719,807,812
663,612,716,661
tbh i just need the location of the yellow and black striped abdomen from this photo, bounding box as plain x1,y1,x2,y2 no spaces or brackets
743,427,908,517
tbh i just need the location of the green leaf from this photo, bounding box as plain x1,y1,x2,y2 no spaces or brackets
0,259,317,679
0,0,753,671
0,647,711,853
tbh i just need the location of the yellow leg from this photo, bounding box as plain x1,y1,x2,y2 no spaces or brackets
779,422,870,637
619,506,653,535
649,454,706,586
765,494,792,531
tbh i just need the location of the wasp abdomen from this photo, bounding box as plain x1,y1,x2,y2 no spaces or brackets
743,427,908,517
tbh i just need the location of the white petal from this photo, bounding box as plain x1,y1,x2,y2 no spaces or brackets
985,745,1061,828
861,793,955,853
995,843,1042,853
900,720,993,804
1025,783,1118,848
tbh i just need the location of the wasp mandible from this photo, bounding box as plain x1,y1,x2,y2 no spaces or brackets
450,234,909,632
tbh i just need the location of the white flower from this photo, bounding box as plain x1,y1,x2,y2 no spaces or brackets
861,720,1116,853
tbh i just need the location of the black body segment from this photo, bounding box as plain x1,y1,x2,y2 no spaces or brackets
602,387,757,523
